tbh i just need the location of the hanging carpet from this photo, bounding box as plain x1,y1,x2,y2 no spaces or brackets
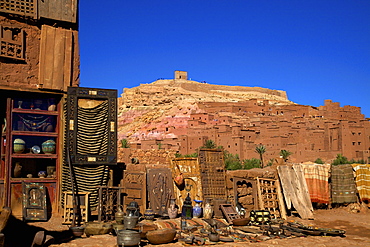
351,164,370,203
301,163,330,204
331,164,357,204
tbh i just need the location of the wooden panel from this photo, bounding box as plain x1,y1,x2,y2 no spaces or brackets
39,25,75,91
256,178,286,220
278,165,314,220
11,181,56,218
22,182,47,221
122,171,146,215
170,158,203,209
233,177,258,214
38,0,77,23
147,168,174,215
198,149,227,201
220,204,240,223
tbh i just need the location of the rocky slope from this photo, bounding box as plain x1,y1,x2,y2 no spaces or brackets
118,78,294,142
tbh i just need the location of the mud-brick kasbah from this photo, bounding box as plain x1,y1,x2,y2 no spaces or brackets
118,70,370,165
0,0,369,218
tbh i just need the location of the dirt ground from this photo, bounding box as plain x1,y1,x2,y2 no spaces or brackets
21,205,369,247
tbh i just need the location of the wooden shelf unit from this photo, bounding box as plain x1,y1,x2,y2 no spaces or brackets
1,96,61,218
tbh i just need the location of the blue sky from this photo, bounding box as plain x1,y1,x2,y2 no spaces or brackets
79,1,370,118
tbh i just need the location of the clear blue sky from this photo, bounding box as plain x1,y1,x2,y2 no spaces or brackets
79,1,370,118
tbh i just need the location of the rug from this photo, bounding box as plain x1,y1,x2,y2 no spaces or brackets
301,163,330,204
331,164,357,204
352,164,370,202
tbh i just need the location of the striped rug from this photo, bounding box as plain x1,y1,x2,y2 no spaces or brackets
352,164,370,203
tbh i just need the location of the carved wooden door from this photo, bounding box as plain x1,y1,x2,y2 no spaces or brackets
122,171,146,215
147,168,174,215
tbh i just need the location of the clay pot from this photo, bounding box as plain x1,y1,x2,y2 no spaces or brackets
13,138,25,154
144,207,155,221
146,229,177,245
42,140,56,154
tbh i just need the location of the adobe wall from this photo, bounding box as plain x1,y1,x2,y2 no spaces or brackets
0,16,40,89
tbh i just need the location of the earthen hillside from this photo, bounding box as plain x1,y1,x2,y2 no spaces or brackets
118,71,369,164
118,73,292,139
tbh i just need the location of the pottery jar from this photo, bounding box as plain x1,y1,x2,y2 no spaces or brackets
203,199,214,219
42,140,56,154
167,198,178,219
193,200,202,218
144,206,155,221
13,138,25,154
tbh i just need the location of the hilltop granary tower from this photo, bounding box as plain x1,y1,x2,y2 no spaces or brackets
0,0,80,218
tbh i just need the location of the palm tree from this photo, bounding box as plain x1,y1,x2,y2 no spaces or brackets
203,139,217,149
279,149,292,161
255,144,266,168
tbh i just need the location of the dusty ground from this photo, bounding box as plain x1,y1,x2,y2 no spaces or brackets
22,205,369,247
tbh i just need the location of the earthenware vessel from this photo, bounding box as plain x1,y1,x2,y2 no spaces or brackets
144,204,155,221
13,138,25,153
168,198,178,219
42,140,56,154
203,199,213,219
146,229,177,245
193,199,202,218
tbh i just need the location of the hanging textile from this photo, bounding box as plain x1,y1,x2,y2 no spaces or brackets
77,101,109,155
61,103,110,210
301,163,330,204
352,164,370,202
331,164,357,204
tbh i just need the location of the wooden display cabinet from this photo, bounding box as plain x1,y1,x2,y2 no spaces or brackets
2,96,61,219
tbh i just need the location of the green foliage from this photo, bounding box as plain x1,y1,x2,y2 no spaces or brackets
202,139,217,149
279,149,292,161
120,139,130,148
314,158,324,164
157,142,162,149
174,152,198,158
242,158,261,170
255,144,266,168
225,153,242,170
331,154,349,166
184,152,198,158
266,159,273,167
349,159,366,164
